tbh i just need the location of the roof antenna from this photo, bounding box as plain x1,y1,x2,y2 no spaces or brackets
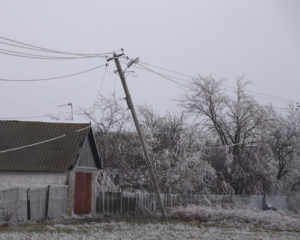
58,103,73,121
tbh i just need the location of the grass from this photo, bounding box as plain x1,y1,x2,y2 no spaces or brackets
1,203,300,239
0,217,300,239
170,203,300,231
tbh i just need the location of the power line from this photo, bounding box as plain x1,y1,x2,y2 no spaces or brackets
14,72,112,118
139,61,193,78
1,106,95,120
0,61,107,107
221,88,292,103
136,62,298,104
95,66,107,104
0,35,119,57
0,64,105,82
0,50,106,60
222,84,296,103
0,78,68,108
136,63,190,88
0,40,114,58
0,134,66,153
0,124,92,153
76,126,91,132
128,63,190,83
138,61,299,103
136,63,295,109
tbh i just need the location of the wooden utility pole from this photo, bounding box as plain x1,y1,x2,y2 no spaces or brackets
112,53,167,220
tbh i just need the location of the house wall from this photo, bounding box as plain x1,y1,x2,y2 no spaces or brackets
0,171,68,188
77,133,98,168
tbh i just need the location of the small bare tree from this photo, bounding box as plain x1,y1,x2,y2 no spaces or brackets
80,93,131,168
261,104,300,195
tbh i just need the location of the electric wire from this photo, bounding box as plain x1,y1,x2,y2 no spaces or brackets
14,72,112,118
139,61,299,103
0,61,107,108
0,35,119,57
139,61,193,78
1,106,95,120
0,78,68,108
0,64,105,82
76,126,91,132
136,63,298,104
203,142,251,149
95,66,107,104
128,63,190,83
0,134,66,153
137,63,190,88
0,40,116,58
0,50,105,60
0,124,92,153
136,63,293,110
0,48,96,58
221,88,292,103
223,84,296,103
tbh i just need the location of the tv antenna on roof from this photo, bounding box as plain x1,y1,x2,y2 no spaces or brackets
58,102,73,121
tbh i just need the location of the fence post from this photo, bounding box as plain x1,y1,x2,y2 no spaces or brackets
45,185,50,218
120,191,123,216
27,188,31,221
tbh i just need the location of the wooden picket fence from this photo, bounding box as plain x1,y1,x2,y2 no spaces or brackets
96,191,287,216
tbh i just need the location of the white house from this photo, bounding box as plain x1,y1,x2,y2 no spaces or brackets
0,120,102,215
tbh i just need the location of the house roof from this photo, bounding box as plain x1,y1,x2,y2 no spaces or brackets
0,120,101,172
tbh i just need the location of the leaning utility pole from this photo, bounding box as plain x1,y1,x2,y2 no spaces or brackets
111,53,167,220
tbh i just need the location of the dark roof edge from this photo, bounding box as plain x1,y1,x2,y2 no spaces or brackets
70,124,91,170
88,128,102,169
0,119,90,124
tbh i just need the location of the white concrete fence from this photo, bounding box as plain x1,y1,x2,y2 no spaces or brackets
0,185,68,225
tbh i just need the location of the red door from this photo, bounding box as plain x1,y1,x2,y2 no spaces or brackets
74,172,92,215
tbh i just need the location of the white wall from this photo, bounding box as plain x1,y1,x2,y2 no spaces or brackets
0,171,68,188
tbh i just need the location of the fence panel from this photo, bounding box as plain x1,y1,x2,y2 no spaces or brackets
29,186,48,221
136,193,155,214
198,195,234,205
165,194,178,209
0,187,27,224
180,194,194,206
122,192,136,215
234,195,263,209
266,196,287,210
95,192,289,216
96,191,122,215
47,185,68,219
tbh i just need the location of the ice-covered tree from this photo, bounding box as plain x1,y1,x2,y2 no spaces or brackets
178,75,274,194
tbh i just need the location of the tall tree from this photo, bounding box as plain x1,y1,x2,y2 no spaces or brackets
179,75,271,194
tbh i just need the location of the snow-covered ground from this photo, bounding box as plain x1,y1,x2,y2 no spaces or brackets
0,221,299,240
170,203,300,231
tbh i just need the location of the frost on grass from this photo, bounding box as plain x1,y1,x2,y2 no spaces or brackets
0,221,300,240
170,203,300,230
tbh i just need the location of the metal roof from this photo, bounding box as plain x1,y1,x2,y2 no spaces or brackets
0,120,96,172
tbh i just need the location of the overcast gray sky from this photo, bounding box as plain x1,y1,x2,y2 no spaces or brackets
0,0,299,121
